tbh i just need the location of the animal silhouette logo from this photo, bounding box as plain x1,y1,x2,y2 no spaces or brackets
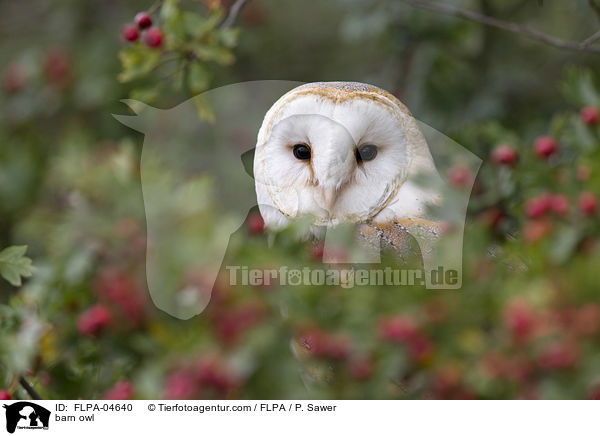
114,81,481,320
2,402,50,434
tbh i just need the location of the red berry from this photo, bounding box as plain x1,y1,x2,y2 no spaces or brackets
491,145,519,166
95,270,146,324
194,357,237,393
115,216,141,238
407,334,433,361
446,164,473,189
77,304,113,336
247,212,264,235
482,352,510,378
321,245,348,263
122,24,140,42
0,390,11,400
504,299,536,342
534,135,558,159
300,328,325,351
550,194,569,215
378,316,433,361
539,341,579,370
216,303,264,345
348,355,374,380
433,365,462,397
135,12,153,29
43,48,71,88
523,218,554,243
164,370,197,399
581,106,599,126
506,357,535,384
323,334,352,359
477,208,504,231
310,242,324,261
579,192,598,216
102,381,134,400
425,299,448,323
573,303,600,335
379,316,419,342
300,328,351,359
525,194,552,218
577,164,591,181
143,27,163,48
2,63,27,93
589,384,600,400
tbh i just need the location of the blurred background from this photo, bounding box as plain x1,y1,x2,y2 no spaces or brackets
1,0,600,399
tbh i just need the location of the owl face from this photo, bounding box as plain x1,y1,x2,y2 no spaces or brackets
255,82,440,230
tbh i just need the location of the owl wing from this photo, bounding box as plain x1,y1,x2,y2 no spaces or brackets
357,218,444,264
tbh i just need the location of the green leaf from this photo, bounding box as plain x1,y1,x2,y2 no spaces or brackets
162,0,191,42
561,67,599,107
572,114,597,150
184,10,223,39
0,245,33,286
218,28,240,48
130,85,161,104
194,45,235,65
549,227,581,265
117,45,162,83
183,12,207,38
187,62,211,94
193,96,215,122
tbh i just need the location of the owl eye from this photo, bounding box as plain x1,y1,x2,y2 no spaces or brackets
292,144,311,160
356,144,378,162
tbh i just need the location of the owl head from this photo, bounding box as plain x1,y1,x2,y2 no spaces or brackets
254,82,442,232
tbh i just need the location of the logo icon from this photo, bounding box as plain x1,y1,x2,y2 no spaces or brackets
2,402,50,434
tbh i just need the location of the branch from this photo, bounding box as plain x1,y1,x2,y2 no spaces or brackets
19,376,43,400
582,30,600,48
147,0,164,16
220,0,250,29
399,0,600,54
589,0,600,22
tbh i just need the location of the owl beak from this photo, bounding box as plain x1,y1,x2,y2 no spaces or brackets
319,186,338,214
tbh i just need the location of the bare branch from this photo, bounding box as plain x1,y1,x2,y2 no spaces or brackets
221,0,250,29
19,376,43,400
399,0,600,54
582,29,600,47
147,0,164,16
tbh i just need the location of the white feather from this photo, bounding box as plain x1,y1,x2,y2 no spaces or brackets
254,82,442,231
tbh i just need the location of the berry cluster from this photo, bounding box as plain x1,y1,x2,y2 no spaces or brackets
2,49,71,94
379,315,433,362
485,112,598,245
484,299,600,398
300,328,352,360
164,356,239,399
122,12,163,48
521,190,597,243
102,381,134,400
77,269,148,337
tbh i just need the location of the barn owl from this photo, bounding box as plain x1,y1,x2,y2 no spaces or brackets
253,81,445,260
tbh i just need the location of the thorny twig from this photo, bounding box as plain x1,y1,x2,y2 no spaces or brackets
220,0,250,29
399,0,600,54
19,375,43,400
